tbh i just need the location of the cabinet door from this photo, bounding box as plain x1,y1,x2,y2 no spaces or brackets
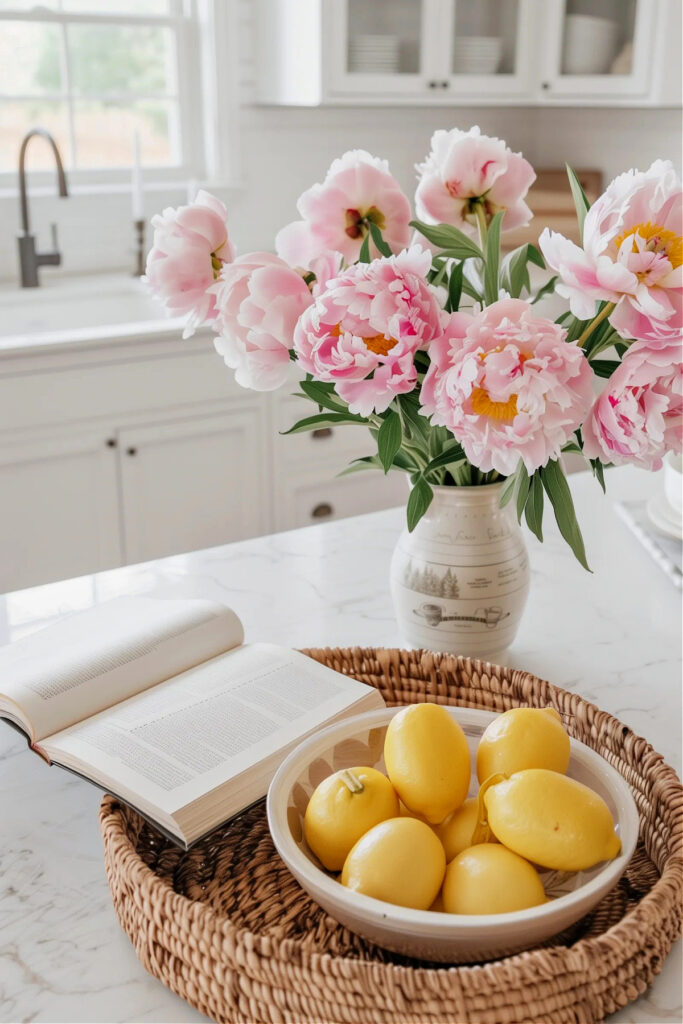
443,0,536,98
326,0,445,98
0,431,122,592
539,0,656,101
275,470,407,533
118,410,267,564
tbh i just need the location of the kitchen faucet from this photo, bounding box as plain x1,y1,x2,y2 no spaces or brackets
17,128,69,288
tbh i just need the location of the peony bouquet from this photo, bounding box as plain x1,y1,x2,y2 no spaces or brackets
146,127,682,570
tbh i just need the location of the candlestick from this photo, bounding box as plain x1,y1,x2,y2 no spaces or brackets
131,130,144,221
133,218,145,278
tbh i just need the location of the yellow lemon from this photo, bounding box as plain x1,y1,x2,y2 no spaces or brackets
442,844,546,915
434,796,500,861
484,768,621,871
476,707,570,784
384,703,471,824
341,817,446,910
304,766,399,872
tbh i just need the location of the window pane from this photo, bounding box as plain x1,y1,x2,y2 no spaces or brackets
67,23,174,96
562,0,635,75
0,20,63,95
61,0,170,11
0,99,70,171
72,99,176,167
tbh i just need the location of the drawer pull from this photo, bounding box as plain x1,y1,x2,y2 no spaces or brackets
311,502,333,519
126,446,138,456
312,427,333,440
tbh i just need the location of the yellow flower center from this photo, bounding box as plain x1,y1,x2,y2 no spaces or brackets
363,333,397,357
471,388,518,421
613,222,682,269
330,323,397,357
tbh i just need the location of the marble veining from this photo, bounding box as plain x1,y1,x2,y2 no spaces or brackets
0,464,680,1023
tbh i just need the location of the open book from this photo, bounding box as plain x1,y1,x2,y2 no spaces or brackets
0,596,384,848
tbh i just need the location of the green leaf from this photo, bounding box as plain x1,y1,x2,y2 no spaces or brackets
409,219,482,260
540,459,591,571
367,221,393,258
337,455,382,477
406,476,434,532
298,378,348,412
532,275,558,305
447,261,465,312
424,442,467,477
526,243,545,269
358,232,371,264
504,244,531,298
566,164,591,243
282,412,366,435
431,259,449,289
397,393,431,447
591,458,607,493
589,358,621,379
515,462,531,523
524,472,544,542
377,410,402,473
499,473,517,508
484,210,504,305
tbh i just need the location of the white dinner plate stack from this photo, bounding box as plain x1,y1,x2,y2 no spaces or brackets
452,35,503,75
349,34,401,74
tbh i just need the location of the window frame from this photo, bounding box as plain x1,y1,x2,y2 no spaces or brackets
0,0,205,189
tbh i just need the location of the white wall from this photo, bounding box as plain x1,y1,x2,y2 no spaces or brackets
0,1,680,285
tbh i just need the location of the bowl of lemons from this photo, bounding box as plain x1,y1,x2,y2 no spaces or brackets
266,703,639,962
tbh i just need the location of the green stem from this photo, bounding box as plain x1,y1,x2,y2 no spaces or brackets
473,203,488,252
577,302,616,348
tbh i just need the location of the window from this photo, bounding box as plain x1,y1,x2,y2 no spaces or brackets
0,0,200,180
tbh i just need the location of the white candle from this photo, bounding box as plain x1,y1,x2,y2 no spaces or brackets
131,130,144,221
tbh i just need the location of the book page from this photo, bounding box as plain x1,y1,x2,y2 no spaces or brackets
42,644,381,816
0,596,243,742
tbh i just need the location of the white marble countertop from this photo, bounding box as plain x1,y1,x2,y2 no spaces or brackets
0,465,680,1024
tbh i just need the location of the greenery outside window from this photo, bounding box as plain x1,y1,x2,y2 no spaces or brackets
0,0,202,185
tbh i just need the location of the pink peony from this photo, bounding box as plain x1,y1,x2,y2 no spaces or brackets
293,246,443,416
415,126,536,237
582,340,682,470
540,160,683,343
212,253,313,391
145,190,234,338
276,150,412,267
421,298,593,475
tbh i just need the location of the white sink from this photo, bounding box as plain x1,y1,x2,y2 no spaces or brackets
0,272,183,344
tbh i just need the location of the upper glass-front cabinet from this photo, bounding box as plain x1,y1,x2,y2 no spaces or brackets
332,0,432,94
540,0,656,99
256,0,672,106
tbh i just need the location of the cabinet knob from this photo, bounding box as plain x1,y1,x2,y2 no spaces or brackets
542,81,550,90
311,427,333,440
441,80,449,88
105,437,117,448
126,446,137,456
427,80,438,89
311,502,333,519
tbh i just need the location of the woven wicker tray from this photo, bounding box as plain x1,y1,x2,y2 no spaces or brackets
100,647,682,1024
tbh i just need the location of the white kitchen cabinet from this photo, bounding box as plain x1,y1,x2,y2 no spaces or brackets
538,0,657,102
0,430,122,591
256,0,673,107
0,329,410,592
118,409,268,564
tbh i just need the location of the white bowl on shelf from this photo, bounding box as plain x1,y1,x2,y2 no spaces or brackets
267,705,639,963
562,14,621,75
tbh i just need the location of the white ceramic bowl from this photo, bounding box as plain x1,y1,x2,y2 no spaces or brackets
563,14,620,74
267,706,639,963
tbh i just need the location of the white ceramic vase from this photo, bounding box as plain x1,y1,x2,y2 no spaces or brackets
390,482,530,662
